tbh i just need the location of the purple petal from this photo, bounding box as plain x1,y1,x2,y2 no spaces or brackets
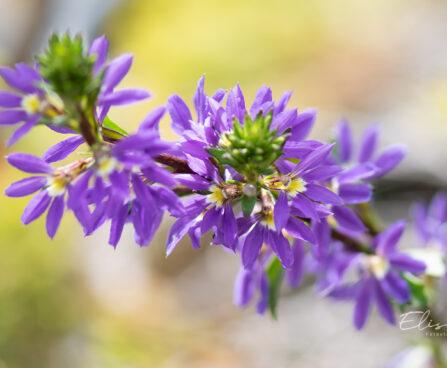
98,88,151,106
67,171,92,209
234,268,255,307
290,108,316,141
150,186,184,217
242,224,264,269
292,194,319,222
226,83,245,123
189,225,201,249
338,183,372,204
256,272,270,314
358,124,379,163
141,165,176,187
336,119,352,163
293,144,335,176
222,204,237,247
274,191,290,231
332,205,366,232
250,85,272,118
381,271,410,304
285,217,316,244
108,204,128,247
411,202,430,243
376,220,406,255
5,176,47,197
42,135,84,163
0,65,35,93
167,94,192,134
7,152,53,174
46,195,64,239
312,219,331,259
270,232,294,268
21,190,51,224
0,110,27,125
305,184,342,205
0,91,22,107
371,145,406,178
193,75,207,123
429,192,447,222
201,206,221,234
373,279,395,325
109,170,129,201
287,240,306,287
113,132,171,156
88,35,109,74
274,91,293,116
166,216,196,256
102,53,133,92
302,165,343,182
7,115,39,146
137,106,166,133
353,278,373,329
336,163,377,184
273,109,297,134
175,174,210,191
388,253,426,274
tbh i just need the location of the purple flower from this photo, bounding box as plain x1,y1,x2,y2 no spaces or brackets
5,153,73,238
234,251,270,314
88,35,151,122
67,108,183,247
412,192,447,251
351,221,426,329
0,63,47,146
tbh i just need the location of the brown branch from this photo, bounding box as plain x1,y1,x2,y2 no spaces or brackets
331,229,374,254
155,153,194,174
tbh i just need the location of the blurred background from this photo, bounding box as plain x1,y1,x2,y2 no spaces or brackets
1,0,447,367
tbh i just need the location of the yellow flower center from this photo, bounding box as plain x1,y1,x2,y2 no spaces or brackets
97,157,117,177
261,209,275,230
367,255,389,279
47,175,68,197
21,94,41,114
207,185,225,207
286,177,307,197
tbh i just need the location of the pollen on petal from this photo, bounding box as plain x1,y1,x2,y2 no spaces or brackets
287,177,307,197
47,175,68,197
207,185,225,206
21,94,41,114
366,255,389,279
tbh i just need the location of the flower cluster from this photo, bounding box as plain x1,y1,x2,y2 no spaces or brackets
1,33,444,334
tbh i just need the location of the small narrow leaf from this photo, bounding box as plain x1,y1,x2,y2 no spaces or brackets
266,256,284,319
241,195,257,217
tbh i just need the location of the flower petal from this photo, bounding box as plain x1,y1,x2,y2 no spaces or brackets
353,278,373,330
21,190,51,225
305,184,342,205
0,91,22,107
5,176,47,197
274,191,290,231
0,110,27,125
242,224,264,269
285,217,316,244
388,253,426,274
332,205,366,232
167,94,193,134
338,183,372,204
233,267,256,307
7,115,40,147
373,279,395,325
102,53,133,92
98,88,151,106
381,271,410,304
108,204,128,248
336,163,377,184
376,220,406,255
88,35,109,74
336,119,352,163
371,145,406,178
46,195,65,239
43,135,84,163
7,152,53,174
286,240,306,287
226,83,245,123
137,106,166,133
358,124,379,163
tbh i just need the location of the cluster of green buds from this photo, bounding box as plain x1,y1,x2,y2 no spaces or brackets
208,112,290,182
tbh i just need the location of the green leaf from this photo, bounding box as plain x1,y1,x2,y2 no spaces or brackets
241,195,257,217
103,116,128,136
266,256,284,319
401,273,430,309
